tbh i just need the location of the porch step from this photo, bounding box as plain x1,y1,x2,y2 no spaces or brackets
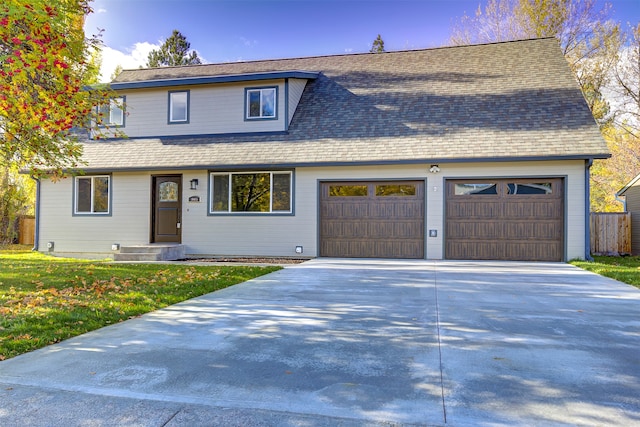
113,244,185,262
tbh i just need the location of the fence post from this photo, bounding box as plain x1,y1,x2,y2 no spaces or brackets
18,215,35,246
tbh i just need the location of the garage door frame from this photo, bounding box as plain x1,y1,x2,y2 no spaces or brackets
444,176,567,261
318,178,428,259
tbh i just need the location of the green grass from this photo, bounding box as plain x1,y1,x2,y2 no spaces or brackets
0,245,280,360
570,256,640,289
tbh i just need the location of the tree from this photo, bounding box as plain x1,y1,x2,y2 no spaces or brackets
0,165,34,244
590,126,640,211
450,0,620,125
0,0,117,178
450,0,525,45
110,64,123,81
146,30,202,67
610,23,640,137
370,34,385,53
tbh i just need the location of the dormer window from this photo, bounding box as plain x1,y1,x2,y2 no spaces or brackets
97,97,125,127
168,90,189,124
245,87,277,120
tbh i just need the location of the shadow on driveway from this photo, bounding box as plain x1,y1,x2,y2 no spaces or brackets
0,259,638,426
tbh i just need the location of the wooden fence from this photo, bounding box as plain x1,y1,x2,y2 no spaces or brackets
590,212,631,256
18,216,35,246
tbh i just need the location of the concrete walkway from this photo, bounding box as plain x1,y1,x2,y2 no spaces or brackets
0,259,638,426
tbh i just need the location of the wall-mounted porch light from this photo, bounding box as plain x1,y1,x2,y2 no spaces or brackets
190,179,199,190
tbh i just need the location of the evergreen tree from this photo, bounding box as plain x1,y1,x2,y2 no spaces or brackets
370,34,385,53
146,30,202,67
110,64,123,81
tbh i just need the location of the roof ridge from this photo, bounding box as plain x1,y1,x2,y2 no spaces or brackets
118,37,557,74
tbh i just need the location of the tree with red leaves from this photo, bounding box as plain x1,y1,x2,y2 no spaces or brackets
0,0,116,177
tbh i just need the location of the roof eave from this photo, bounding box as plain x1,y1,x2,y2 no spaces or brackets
72,153,613,174
617,172,640,196
110,70,320,90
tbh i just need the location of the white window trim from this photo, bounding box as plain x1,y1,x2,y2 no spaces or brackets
98,97,125,127
209,171,292,214
168,90,189,124
245,87,277,120
74,175,111,215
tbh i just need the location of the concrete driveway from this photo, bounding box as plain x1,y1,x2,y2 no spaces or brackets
0,259,639,426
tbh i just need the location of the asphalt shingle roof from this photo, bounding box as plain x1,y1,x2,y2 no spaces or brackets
82,38,609,171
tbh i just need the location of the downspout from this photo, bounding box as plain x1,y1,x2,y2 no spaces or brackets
615,193,627,212
30,176,40,251
585,159,594,261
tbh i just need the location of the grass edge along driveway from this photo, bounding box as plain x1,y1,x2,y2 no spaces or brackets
570,255,640,290
0,246,280,360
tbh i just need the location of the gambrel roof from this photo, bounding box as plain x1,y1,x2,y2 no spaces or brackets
81,37,608,171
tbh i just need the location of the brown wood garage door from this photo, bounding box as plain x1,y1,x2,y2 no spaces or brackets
445,178,564,261
320,181,424,258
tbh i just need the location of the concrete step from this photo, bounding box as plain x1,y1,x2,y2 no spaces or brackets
113,244,185,261
113,252,163,262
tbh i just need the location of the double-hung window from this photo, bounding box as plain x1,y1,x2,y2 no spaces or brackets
168,90,189,124
74,175,111,215
210,171,292,214
97,97,125,127
245,87,277,119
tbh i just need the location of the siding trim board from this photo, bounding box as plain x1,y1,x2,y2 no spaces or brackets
284,79,289,132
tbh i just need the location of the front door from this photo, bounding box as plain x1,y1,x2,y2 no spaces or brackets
152,175,182,243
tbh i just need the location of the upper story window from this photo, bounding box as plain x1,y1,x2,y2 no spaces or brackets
74,175,111,215
97,97,125,127
168,90,189,124
245,87,277,120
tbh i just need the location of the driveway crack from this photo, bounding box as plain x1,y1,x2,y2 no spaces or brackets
434,261,447,424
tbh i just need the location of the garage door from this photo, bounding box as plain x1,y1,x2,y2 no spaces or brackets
320,181,424,258
445,178,564,261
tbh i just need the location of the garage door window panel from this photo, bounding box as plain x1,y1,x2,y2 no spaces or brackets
454,183,498,195
329,185,368,197
375,184,416,197
507,182,553,195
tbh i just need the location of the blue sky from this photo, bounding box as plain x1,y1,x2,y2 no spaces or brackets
85,0,640,81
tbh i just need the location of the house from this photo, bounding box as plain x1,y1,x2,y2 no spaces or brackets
617,175,640,254
34,37,609,261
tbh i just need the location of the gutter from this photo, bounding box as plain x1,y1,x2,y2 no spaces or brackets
585,159,594,261
30,176,40,251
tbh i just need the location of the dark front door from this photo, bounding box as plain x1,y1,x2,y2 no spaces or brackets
152,175,182,243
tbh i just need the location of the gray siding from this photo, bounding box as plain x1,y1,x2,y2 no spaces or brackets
624,185,640,254
39,160,587,260
98,79,315,138
287,78,307,125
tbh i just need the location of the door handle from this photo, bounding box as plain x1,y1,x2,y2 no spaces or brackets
177,223,181,229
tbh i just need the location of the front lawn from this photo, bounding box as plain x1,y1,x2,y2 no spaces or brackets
0,246,280,360
570,256,640,289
